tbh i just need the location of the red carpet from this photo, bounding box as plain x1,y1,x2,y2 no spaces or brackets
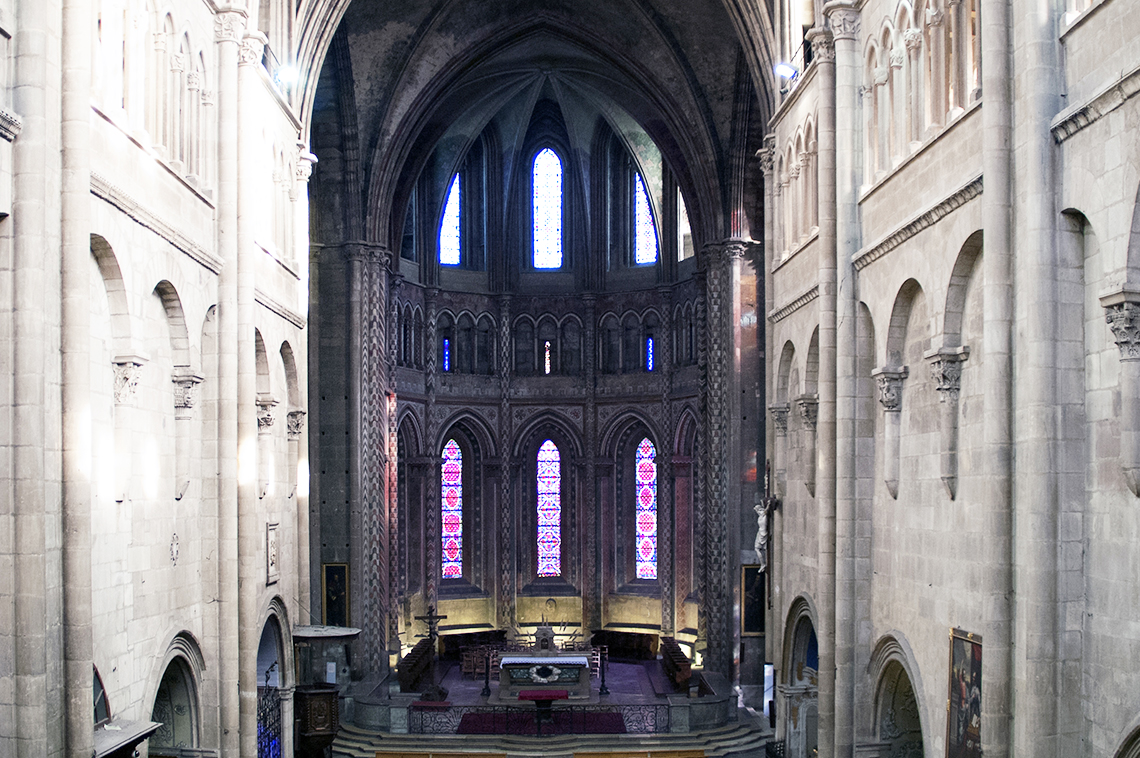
457,710,627,735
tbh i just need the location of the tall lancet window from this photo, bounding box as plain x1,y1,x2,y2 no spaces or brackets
441,439,463,578
536,439,562,576
439,174,461,266
633,174,659,265
533,148,563,269
635,437,658,579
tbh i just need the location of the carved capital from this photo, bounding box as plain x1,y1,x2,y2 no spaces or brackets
874,66,889,86
1105,300,1140,360
257,393,278,431
213,10,246,43
287,409,307,438
295,144,317,184
872,366,909,411
171,53,185,73
239,31,266,66
186,71,201,91
172,370,204,419
200,90,215,107
795,394,819,431
925,346,970,401
806,28,835,61
113,355,148,405
904,28,924,50
757,134,776,176
825,7,861,40
342,242,391,268
926,7,945,26
890,47,905,68
769,403,791,434
153,32,168,52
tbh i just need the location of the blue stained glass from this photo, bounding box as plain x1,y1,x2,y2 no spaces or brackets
440,174,461,266
635,438,657,580
442,338,451,372
533,149,563,269
536,439,561,576
634,174,658,265
646,337,654,371
441,439,463,579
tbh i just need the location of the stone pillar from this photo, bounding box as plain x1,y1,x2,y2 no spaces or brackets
871,367,907,500
927,5,947,125
212,7,245,755
113,356,147,501
768,404,791,498
698,240,747,676
237,28,266,757
62,0,94,750
256,393,278,500
1103,296,1140,495
926,347,969,499
173,370,204,500
949,0,965,111
582,294,600,630
980,0,1013,745
344,242,392,672
287,409,309,622
904,30,923,143
658,287,675,637
796,393,819,497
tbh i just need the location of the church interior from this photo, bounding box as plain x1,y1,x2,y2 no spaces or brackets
2,0,1140,756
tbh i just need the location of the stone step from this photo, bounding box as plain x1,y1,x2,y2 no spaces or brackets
332,719,769,758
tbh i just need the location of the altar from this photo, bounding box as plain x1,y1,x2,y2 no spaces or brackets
499,655,591,699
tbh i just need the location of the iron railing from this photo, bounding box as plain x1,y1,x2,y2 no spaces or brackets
256,687,282,758
765,738,786,757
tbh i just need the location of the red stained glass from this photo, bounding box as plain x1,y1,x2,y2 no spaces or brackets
537,439,561,576
635,438,657,579
441,439,463,578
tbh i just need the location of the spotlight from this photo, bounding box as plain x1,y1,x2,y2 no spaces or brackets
774,62,799,80
275,64,298,89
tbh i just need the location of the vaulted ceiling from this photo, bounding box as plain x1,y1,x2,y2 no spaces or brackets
298,0,777,247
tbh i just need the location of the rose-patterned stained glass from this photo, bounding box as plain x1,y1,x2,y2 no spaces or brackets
441,439,463,579
634,174,659,265
536,439,562,576
635,437,658,579
533,149,563,269
439,174,461,266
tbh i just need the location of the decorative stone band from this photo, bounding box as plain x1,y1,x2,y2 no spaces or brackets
257,392,278,431
853,175,982,270
1051,62,1140,144
795,394,819,430
768,285,820,323
925,346,970,400
769,403,791,434
0,108,23,142
287,409,307,438
1102,292,1140,360
113,355,148,405
872,366,909,411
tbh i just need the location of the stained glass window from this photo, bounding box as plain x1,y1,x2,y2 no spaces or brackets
441,439,463,579
442,338,451,372
646,337,654,372
544,341,552,375
536,439,561,576
635,437,658,579
440,174,461,266
533,148,563,269
634,174,658,265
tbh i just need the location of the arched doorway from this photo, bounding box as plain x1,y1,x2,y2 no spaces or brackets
781,612,819,758
149,657,198,755
874,660,924,758
257,618,283,758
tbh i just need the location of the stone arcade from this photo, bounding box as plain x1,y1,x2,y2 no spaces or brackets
2,0,1140,756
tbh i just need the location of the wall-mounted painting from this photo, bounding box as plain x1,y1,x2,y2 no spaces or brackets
946,628,982,758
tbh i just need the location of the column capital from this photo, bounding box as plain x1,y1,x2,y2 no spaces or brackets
257,392,279,431
113,355,148,405
1101,290,1140,360
903,28,923,50
342,241,391,267
872,366,909,410
795,394,819,430
757,134,777,176
239,31,267,67
287,409,307,438
172,369,205,419
925,346,970,401
768,402,791,434
295,142,317,184
699,238,756,269
806,27,835,62
213,8,247,43
824,2,861,40
889,47,905,68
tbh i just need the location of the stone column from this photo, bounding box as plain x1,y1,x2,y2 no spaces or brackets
658,287,675,637
424,288,441,613
237,29,266,757
980,0,1013,744
1103,296,1140,495
496,294,514,629
256,393,278,500
949,0,965,111
344,242,392,672
927,6,947,125
62,0,94,749
926,347,969,499
796,393,819,497
904,30,924,143
768,404,791,498
582,294,600,630
173,370,204,500
698,240,747,677
287,409,309,621
871,367,908,500
212,8,245,755
113,356,148,502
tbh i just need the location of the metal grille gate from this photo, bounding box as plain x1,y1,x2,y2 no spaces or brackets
256,687,282,758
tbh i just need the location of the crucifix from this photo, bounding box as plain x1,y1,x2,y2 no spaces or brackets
756,460,781,608
414,605,449,701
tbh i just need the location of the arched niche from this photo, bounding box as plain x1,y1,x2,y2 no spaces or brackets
149,656,200,753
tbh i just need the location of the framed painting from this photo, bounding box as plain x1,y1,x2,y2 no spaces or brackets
322,563,349,627
741,564,765,636
265,523,279,585
946,628,982,758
